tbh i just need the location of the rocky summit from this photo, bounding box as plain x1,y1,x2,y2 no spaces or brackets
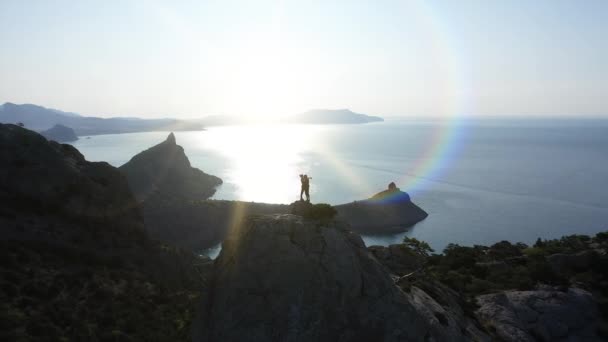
193,214,486,342
119,132,222,202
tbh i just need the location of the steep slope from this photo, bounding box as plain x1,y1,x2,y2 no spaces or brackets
119,132,222,202
0,124,209,341
194,214,487,341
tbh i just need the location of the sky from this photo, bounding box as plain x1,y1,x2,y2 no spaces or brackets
0,0,606,119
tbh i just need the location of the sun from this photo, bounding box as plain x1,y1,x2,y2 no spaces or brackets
215,38,331,119
199,125,313,203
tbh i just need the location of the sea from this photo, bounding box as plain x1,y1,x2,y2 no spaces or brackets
72,118,608,256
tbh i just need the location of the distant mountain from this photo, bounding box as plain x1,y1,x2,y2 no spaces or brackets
40,124,78,142
0,102,202,136
197,109,384,126
286,109,383,124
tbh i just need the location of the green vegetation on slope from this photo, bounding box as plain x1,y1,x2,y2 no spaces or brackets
392,232,608,336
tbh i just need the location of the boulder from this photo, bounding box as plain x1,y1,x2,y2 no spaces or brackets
408,280,490,342
475,287,600,341
547,250,598,275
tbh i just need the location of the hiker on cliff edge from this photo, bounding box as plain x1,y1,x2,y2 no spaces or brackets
299,174,311,202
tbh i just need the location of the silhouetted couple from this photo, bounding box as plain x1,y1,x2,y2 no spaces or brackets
299,174,311,202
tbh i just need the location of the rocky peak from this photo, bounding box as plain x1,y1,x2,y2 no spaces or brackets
119,133,222,202
193,214,485,341
165,132,176,145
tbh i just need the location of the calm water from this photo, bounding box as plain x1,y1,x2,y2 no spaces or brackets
73,119,608,253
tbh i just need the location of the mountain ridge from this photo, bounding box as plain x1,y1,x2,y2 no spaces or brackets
0,102,202,135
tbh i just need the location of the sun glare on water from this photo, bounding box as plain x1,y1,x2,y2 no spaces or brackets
197,125,319,204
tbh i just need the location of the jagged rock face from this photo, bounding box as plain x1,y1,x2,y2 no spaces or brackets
369,245,490,342
368,244,426,275
194,214,485,342
407,281,491,342
476,288,600,341
119,132,222,202
0,123,139,227
40,124,78,142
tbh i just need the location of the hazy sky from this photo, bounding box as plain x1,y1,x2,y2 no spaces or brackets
1,0,606,118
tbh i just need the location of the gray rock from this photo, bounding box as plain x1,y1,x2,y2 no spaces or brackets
476,288,600,341
547,250,597,275
407,282,490,342
193,214,482,342
368,244,426,275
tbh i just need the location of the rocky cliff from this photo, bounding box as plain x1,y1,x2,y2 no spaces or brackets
0,124,209,341
193,214,487,341
119,132,222,202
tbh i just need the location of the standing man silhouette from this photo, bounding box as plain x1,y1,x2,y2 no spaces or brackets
299,174,311,202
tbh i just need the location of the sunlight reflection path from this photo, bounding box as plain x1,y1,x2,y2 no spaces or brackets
197,125,324,203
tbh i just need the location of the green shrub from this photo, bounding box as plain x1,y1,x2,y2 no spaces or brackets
488,241,523,260
595,232,608,243
522,247,546,258
302,203,337,221
402,237,434,257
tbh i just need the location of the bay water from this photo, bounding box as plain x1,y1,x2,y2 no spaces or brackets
72,118,608,255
